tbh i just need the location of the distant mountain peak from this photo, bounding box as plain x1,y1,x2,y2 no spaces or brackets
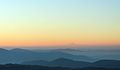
53,48,82,52
0,48,8,52
10,48,34,53
11,48,25,50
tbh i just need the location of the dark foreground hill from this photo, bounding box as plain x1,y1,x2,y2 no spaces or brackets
0,64,119,70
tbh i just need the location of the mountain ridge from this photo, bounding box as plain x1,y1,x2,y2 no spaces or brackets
0,48,92,64
22,58,120,68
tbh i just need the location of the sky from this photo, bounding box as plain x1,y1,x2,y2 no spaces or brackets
0,0,120,47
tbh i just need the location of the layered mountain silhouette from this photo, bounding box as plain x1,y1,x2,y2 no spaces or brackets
0,48,93,64
22,58,120,68
0,48,120,69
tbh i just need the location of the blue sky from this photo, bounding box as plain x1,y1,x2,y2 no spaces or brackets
0,0,120,47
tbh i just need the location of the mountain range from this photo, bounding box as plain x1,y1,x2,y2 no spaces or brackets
0,48,93,64
0,48,120,69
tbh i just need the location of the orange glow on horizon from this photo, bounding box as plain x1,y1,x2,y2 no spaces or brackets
0,40,119,47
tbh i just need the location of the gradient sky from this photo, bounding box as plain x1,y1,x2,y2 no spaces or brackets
0,0,120,47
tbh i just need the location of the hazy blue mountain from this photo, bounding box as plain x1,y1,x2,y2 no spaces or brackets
22,58,91,68
22,60,49,66
10,48,35,53
0,48,92,64
92,60,120,68
57,48,120,61
0,48,120,69
49,58,91,68
41,51,92,61
22,58,120,68
51,48,83,52
0,48,9,53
